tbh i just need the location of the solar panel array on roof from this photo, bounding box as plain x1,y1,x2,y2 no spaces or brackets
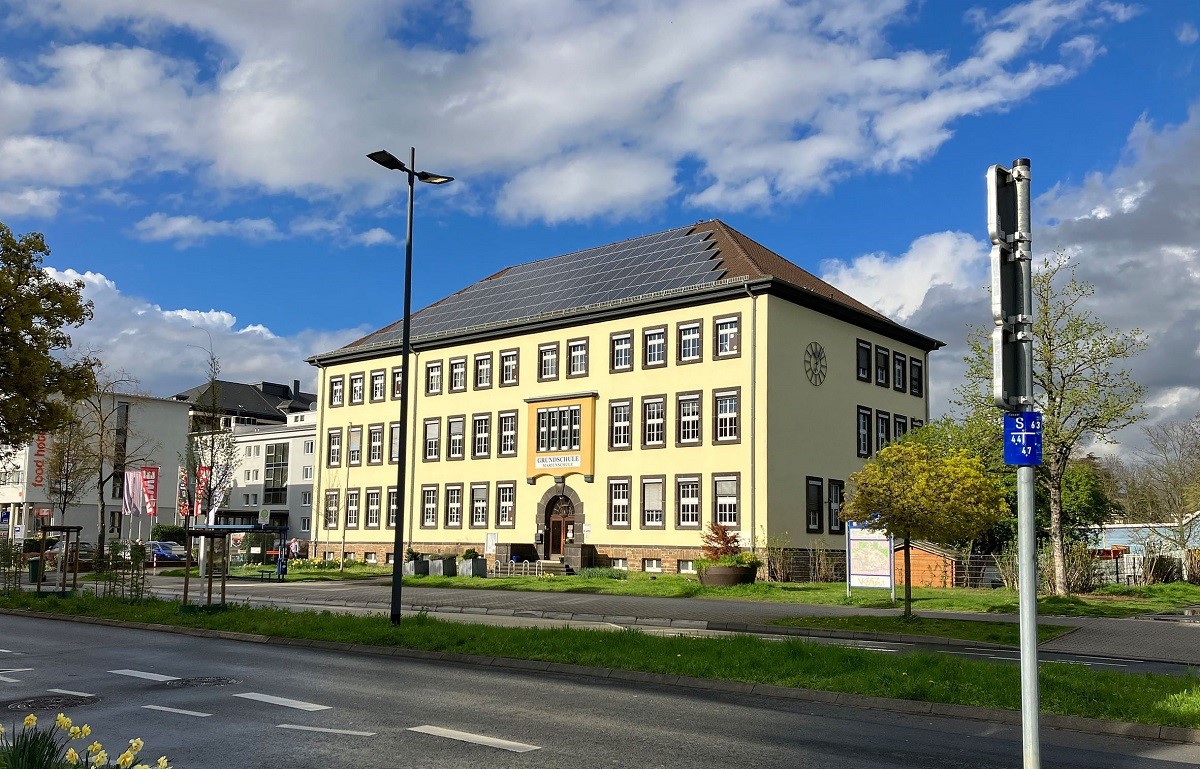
366,224,726,345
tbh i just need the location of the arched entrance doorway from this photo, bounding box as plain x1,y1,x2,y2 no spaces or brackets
545,495,575,559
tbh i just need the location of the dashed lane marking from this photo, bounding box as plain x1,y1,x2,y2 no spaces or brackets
0,668,33,683
407,725,540,753
278,724,375,736
143,705,212,717
233,692,331,711
109,669,180,682
48,689,95,697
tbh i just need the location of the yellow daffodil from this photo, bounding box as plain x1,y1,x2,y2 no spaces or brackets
0,724,5,736
129,737,145,753
66,747,80,765
57,713,73,729
156,756,171,769
117,749,136,768
23,714,37,728
88,741,103,754
91,749,108,766
134,765,152,769
81,725,92,738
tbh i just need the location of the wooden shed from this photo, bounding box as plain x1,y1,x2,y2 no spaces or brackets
894,541,961,588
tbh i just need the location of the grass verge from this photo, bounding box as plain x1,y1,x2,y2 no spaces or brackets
769,615,1073,645
405,574,1200,618
2,592,1198,729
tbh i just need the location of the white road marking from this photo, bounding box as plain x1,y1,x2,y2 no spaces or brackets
48,689,95,697
233,692,331,711
278,724,375,736
0,668,33,682
407,725,540,753
0,649,17,653
143,705,212,718
109,669,180,682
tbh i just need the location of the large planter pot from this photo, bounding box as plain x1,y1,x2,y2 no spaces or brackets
698,565,757,587
427,558,457,577
459,557,488,578
402,560,430,576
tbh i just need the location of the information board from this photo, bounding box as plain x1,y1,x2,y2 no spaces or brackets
1003,411,1043,466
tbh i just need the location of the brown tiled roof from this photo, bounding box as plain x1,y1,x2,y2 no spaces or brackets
317,220,938,361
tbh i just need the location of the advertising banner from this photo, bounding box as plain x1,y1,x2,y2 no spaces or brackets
139,466,159,517
193,466,210,517
121,469,146,517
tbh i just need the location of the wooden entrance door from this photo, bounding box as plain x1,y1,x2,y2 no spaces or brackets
547,496,575,557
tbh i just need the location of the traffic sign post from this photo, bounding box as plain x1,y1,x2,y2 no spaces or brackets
1004,412,1043,466
988,158,1041,769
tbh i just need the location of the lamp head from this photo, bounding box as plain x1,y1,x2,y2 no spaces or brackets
367,150,409,173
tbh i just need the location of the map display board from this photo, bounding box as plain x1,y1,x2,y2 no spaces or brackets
846,521,894,593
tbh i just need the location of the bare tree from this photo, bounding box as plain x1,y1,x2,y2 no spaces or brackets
1122,419,1200,581
959,255,1146,595
183,347,241,527
74,363,160,558
44,414,99,524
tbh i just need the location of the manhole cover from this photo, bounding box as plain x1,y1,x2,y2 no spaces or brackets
165,676,241,688
7,695,99,711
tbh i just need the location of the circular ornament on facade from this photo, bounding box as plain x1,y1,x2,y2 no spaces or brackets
804,342,827,386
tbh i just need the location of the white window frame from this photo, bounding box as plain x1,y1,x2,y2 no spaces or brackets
643,398,665,447
368,425,383,463
678,395,700,444
679,323,700,362
715,476,739,527
499,412,517,456
471,484,488,527
715,391,738,442
371,371,386,401
609,479,630,526
424,420,440,460
611,333,632,371
715,316,739,357
644,328,665,366
677,477,700,527
445,485,463,527
425,361,442,395
366,489,381,528
448,417,465,460
642,478,664,527
475,354,492,388
569,340,588,376
610,402,632,448
350,373,365,404
345,489,360,528
497,483,515,526
539,345,558,380
473,415,491,457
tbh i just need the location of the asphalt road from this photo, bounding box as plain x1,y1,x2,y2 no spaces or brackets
2,614,1198,769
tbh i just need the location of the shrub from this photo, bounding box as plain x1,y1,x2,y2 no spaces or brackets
149,524,186,545
700,522,743,559
462,548,479,560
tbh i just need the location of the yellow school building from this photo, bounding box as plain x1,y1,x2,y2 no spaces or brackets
307,220,941,574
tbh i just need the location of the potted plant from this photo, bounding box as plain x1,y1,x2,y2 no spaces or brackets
696,522,762,586
402,547,429,576
426,553,457,577
459,547,488,578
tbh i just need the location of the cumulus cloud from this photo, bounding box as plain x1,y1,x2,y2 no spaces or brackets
132,213,283,246
0,0,1128,224
49,267,369,397
1177,23,1199,45
822,103,1200,452
351,227,397,246
0,188,61,217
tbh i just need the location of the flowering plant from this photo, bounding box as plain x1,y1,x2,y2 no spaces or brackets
0,713,172,769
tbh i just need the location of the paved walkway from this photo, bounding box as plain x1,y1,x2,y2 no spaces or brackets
143,575,1200,666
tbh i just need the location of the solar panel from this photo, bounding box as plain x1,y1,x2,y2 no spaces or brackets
358,224,729,348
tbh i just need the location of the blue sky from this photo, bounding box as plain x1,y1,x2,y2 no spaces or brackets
2,0,1199,449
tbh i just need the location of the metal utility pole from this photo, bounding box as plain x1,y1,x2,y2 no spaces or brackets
988,157,1041,769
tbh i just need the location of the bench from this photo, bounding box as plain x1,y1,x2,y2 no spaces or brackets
257,569,283,582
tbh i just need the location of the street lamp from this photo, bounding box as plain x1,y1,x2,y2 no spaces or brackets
368,147,454,625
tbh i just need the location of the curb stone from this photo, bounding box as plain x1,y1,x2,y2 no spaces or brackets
1,605,1195,746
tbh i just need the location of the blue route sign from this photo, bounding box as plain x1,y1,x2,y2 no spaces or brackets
1004,411,1043,466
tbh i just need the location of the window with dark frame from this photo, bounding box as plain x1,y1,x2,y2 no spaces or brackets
370,370,386,402
642,477,664,527
856,340,871,382
610,401,632,449
677,394,700,445
644,328,666,367
806,476,823,533
875,346,889,387
678,323,701,363
496,483,515,526
423,419,440,460
856,406,872,457
608,479,630,526
475,354,492,389
449,358,467,392
642,398,665,447
538,345,558,381
421,486,438,527
501,350,519,385
828,479,845,534
893,352,907,393
876,410,891,449
349,373,364,404
329,376,345,406
714,476,739,527
894,414,908,439
447,417,464,459
445,485,463,527
677,477,700,527
425,361,442,395
910,358,924,397
611,332,633,371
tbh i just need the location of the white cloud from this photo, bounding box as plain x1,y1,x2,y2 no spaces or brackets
0,0,1127,224
132,213,282,246
820,232,988,323
821,102,1200,452
351,227,396,246
48,267,368,397
1177,23,1199,45
0,188,61,217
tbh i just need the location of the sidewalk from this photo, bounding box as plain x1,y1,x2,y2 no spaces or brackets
143,575,1200,666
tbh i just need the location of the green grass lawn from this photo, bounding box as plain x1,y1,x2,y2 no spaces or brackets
3,591,1198,729
159,562,394,582
769,615,1074,645
405,573,1200,618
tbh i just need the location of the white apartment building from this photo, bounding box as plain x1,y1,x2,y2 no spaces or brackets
0,393,191,544
218,409,317,545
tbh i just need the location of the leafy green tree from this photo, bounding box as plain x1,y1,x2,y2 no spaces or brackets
0,222,94,450
958,255,1145,595
842,441,1007,616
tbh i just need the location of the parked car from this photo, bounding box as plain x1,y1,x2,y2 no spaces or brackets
44,540,96,568
143,541,188,564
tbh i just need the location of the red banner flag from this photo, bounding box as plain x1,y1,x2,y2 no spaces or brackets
140,466,159,517
194,466,210,518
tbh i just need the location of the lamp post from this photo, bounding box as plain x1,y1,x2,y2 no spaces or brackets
368,148,454,625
